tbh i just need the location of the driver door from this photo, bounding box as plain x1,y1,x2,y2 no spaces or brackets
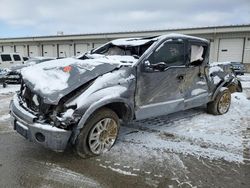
135,40,188,120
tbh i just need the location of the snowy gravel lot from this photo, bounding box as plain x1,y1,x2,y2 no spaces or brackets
0,79,250,187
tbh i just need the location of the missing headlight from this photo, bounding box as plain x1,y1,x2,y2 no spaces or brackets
52,108,78,129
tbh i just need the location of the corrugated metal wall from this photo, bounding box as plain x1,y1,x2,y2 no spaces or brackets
0,28,249,70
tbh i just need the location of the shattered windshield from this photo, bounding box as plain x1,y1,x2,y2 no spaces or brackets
78,37,157,63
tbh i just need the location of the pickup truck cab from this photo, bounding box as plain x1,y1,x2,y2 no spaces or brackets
10,34,242,157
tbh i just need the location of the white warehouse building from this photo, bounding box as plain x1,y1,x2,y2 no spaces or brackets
0,24,250,70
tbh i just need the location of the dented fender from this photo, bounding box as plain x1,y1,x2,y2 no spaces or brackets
68,67,136,143
71,92,134,143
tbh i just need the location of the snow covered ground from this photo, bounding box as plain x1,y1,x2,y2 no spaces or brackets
0,84,20,94
238,74,250,82
239,74,250,89
110,92,250,162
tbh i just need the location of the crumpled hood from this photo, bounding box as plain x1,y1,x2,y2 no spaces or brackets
21,57,124,104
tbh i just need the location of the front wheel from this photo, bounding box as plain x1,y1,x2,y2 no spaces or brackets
207,87,231,115
75,108,120,158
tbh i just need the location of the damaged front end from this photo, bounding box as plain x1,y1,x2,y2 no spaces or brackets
9,36,148,153
10,56,121,151
10,81,79,152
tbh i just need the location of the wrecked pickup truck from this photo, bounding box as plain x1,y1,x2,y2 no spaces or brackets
10,34,242,157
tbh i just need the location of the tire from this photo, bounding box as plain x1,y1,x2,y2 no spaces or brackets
207,87,231,115
75,108,120,158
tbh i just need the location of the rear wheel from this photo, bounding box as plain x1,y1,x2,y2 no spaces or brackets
207,87,231,115
75,108,120,158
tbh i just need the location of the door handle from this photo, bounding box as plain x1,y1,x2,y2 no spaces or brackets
177,75,184,81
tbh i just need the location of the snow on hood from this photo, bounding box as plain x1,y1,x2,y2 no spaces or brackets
21,56,133,104
69,69,135,108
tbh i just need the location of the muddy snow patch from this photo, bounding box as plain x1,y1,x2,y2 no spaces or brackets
99,137,189,179
39,162,101,188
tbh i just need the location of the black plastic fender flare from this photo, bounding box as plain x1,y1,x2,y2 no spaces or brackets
212,77,242,101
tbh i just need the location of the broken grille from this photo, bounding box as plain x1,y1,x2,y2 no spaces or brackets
21,86,41,112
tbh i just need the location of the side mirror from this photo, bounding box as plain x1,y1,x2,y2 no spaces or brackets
144,60,151,67
143,60,154,72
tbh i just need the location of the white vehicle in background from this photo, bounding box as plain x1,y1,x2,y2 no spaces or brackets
11,56,56,71
4,56,56,85
0,53,27,69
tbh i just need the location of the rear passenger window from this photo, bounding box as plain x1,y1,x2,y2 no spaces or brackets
13,54,21,61
1,54,12,62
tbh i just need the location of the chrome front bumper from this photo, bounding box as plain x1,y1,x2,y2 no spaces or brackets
10,94,72,152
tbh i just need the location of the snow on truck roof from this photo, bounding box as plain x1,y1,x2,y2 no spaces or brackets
109,33,208,46
111,37,157,46
158,33,209,42
111,38,153,46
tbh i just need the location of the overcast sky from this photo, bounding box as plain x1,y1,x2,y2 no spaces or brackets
0,0,249,38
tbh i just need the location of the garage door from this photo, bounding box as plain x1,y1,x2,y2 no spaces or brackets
75,44,89,56
15,45,27,57
218,38,244,62
209,41,215,62
29,45,40,57
43,44,57,57
58,44,74,58
3,46,14,53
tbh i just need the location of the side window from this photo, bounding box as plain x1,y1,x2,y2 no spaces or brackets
153,42,185,66
1,54,12,62
13,54,21,61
